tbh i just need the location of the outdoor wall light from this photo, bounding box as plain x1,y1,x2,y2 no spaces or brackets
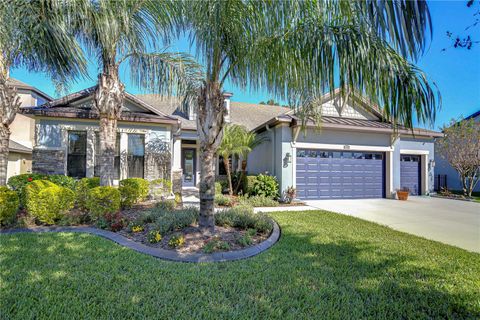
285,152,292,163
429,159,435,168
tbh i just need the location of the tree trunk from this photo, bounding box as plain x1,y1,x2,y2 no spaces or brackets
94,65,124,186
234,159,248,195
223,156,233,196
0,62,21,186
0,125,10,185
197,81,225,232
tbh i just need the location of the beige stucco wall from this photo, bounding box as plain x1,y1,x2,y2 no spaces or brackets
7,152,32,180
9,113,35,148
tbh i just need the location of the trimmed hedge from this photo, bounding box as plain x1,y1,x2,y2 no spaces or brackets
86,186,121,220
119,178,149,208
25,180,75,225
8,173,76,207
76,177,100,210
0,186,19,225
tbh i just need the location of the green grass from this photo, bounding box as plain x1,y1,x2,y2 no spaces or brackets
1,210,479,319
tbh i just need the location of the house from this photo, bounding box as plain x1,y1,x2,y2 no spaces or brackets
434,110,480,193
21,81,442,200
6,79,52,180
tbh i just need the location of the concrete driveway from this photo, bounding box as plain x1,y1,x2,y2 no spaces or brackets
305,197,480,253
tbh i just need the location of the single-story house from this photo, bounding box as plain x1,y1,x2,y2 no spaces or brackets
6,79,52,180
22,83,442,200
434,110,480,192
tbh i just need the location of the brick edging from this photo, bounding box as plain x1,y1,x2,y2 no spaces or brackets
0,222,281,263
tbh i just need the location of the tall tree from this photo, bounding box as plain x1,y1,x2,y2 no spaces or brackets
437,118,480,197
0,0,86,185
74,0,201,186
181,0,440,232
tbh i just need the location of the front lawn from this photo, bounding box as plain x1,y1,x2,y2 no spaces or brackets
1,210,479,319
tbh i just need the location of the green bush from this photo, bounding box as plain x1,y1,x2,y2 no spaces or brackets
236,234,253,247
0,186,19,225
155,199,176,211
214,194,233,207
215,182,223,195
251,174,279,198
149,178,172,200
119,178,149,208
86,186,121,220
8,174,76,207
203,238,230,253
25,180,75,225
215,205,273,234
144,207,199,234
238,195,279,207
76,177,100,210
168,234,185,248
244,175,258,195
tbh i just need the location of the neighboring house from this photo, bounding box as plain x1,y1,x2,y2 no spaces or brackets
434,110,480,193
22,81,442,200
6,79,52,180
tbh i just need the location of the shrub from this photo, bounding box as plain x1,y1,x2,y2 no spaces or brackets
156,199,176,211
238,195,279,207
203,238,230,253
149,178,172,200
236,234,253,247
174,192,182,207
251,174,279,198
168,234,185,248
215,205,273,234
150,208,199,234
25,180,75,225
96,212,125,231
214,194,233,207
244,176,258,195
119,178,149,208
0,186,19,225
215,182,223,195
45,175,76,190
76,177,100,210
86,186,121,220
58,211,90,226
147,230,162,243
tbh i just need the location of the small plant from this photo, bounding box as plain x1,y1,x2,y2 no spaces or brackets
203,238,231,253
236,234,253,247
168,234,185,248
155,199,176,211
131,225,144,233
86,186,121,220
96,212,125,231
283,186,296,204
76,177,100,210
214,194,233,207
251,174,279,198
119,178,149,208
147,230,162,243
174,192,182,207
153,208,199,234
239,195,278,207
0,186,19,226
149,178,172,200
215,182,223,194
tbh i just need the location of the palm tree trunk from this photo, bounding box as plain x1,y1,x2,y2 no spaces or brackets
223,156,233,196
234,159,247,195
94,65,124,186
197,81,225,232
0,64,21,186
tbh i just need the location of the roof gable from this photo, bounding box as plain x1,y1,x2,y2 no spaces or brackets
317,89,383,121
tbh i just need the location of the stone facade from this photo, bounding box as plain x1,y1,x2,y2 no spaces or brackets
32,149,66,175
145,152,171,181
171,169,183,194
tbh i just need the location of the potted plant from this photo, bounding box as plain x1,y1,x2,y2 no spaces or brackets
396,187,410,201
282,186,297,204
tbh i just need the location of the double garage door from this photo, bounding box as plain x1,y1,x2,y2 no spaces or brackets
296,149,385,200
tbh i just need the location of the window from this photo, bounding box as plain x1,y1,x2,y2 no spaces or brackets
67,131,87,178
94,132,120,179
128,134,145,178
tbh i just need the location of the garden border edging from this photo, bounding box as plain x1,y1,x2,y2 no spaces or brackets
0,221,281,263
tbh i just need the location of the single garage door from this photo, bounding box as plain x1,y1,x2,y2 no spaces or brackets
400,155,421,195
296,149,385,200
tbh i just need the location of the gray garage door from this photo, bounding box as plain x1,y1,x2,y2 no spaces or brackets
296,149,385,200
400,155,421,195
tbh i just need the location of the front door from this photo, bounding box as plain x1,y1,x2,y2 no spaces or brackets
182,148,196,187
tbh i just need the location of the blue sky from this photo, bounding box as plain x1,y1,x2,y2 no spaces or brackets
11,0,480,130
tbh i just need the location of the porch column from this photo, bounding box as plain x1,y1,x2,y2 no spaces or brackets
119,133,128,180
173,138,182,169
86,130,95,178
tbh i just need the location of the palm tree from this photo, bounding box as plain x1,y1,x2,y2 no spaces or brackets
0,1,86,185
217,124,247,196
182,0,439,232
73,0,202,186
234,128,264,195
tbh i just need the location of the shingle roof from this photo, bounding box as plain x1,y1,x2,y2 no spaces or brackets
9,140,32,153
136,94,291,131
465,110,480,120
7,78,53,101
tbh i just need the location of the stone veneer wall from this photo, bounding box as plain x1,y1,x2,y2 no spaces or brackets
32,149,66,175
171,169,183,194
144,153,171,181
